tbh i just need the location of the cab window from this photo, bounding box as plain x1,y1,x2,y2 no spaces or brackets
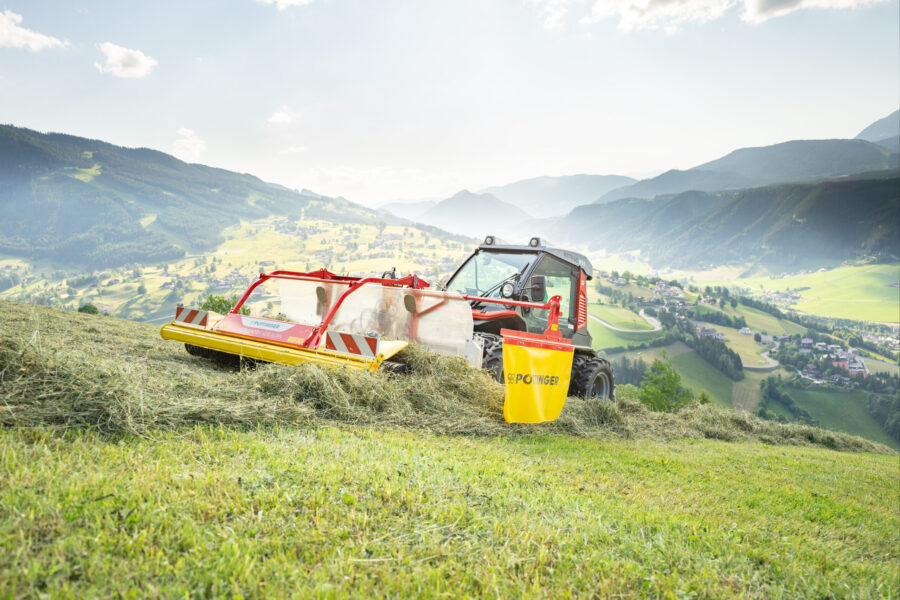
525,255,575,335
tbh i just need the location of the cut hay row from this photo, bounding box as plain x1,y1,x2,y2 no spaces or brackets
0,300,892,454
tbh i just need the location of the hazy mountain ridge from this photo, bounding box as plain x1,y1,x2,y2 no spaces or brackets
0,125,383,269
481,174,637,216
855,110,899,151
380,199,438,221
556,174,900,268
599,139,898,203
416,190,532,238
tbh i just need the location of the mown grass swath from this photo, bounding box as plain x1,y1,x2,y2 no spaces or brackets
0,299,892,453
1,299,898,598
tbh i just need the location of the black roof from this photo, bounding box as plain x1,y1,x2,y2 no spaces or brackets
477,242,593,279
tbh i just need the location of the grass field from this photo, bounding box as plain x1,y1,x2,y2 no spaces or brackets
588,303,653,330
610,343,734,409
2,427,897,598
729,305,806,336
691,303,805,337
2,300,898,596
863,356,900,376
587,318,665,351
697,263,900,324
670,351,734,409
787,388,899,450
701,323,772,368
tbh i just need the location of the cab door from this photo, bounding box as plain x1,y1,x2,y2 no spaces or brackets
522,255,577,337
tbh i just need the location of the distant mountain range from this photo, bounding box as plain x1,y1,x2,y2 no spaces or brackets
551,170,900,268
413,190,531,239
3,110,898,274
855,109,899,152
0,125,387,269
480,174,636,217
599,139,898,202
379,198,438,221
380,173,636,222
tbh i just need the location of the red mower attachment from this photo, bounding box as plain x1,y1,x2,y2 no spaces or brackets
161,268,578,422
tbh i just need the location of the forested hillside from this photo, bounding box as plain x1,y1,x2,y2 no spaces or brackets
0,125,384,269
553,173,900,268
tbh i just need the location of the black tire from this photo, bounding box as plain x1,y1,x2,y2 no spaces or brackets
569,354,615,401
476,333,504,383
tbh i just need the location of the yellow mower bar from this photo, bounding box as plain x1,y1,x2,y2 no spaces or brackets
160,322,407,372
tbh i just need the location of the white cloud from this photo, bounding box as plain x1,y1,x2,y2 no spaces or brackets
94,42,157,78
255,0,314,10
0,10,68,51
531,0,580,30
741,0,887,22
172,128,206,162
581,0,733,32
578,0,888,31
267,106,299,126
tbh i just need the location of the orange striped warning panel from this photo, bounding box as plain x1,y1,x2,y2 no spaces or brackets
174,306,209,327
325,331,379,358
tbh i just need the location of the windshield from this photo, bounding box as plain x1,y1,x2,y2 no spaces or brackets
446,251,536,298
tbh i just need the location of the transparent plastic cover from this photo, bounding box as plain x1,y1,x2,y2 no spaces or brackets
240,279,476,359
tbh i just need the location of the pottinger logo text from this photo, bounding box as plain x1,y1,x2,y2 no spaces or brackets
507,373,561,386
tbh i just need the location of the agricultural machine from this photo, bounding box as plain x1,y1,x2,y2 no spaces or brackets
160,237,614,423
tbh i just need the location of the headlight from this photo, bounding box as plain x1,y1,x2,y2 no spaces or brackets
501,282,515,298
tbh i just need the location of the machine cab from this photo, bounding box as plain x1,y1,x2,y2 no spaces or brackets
444,236,593,349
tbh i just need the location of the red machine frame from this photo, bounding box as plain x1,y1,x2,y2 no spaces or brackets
229,269,566,349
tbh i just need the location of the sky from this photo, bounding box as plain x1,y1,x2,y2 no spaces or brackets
1,0,898,206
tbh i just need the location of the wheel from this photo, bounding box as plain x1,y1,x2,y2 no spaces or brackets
476,333,504,383
569,354,615,401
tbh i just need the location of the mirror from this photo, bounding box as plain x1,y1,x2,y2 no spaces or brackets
530,275,546,303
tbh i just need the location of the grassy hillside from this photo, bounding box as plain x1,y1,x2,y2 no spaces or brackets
589,303,654,330
587,318,664,350
669,351,735,409
4,428,898,598
0,125,409,270
610,343,737,409
0,219,475,322
1,300,897,598
786,388,898,450
699,263,900,324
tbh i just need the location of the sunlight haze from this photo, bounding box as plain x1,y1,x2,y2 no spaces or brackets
1,0,897,205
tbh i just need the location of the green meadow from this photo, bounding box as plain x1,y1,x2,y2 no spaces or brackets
589,303,654,330
2,426,897,599
785,388,899,450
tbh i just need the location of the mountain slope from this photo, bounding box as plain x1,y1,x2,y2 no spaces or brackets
597,169,754,204
379,199,438,221
418,190,532,238
556,175,900,268
600,139,898,202
0,125,379,269
481,174,636,217
856,110,900,143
